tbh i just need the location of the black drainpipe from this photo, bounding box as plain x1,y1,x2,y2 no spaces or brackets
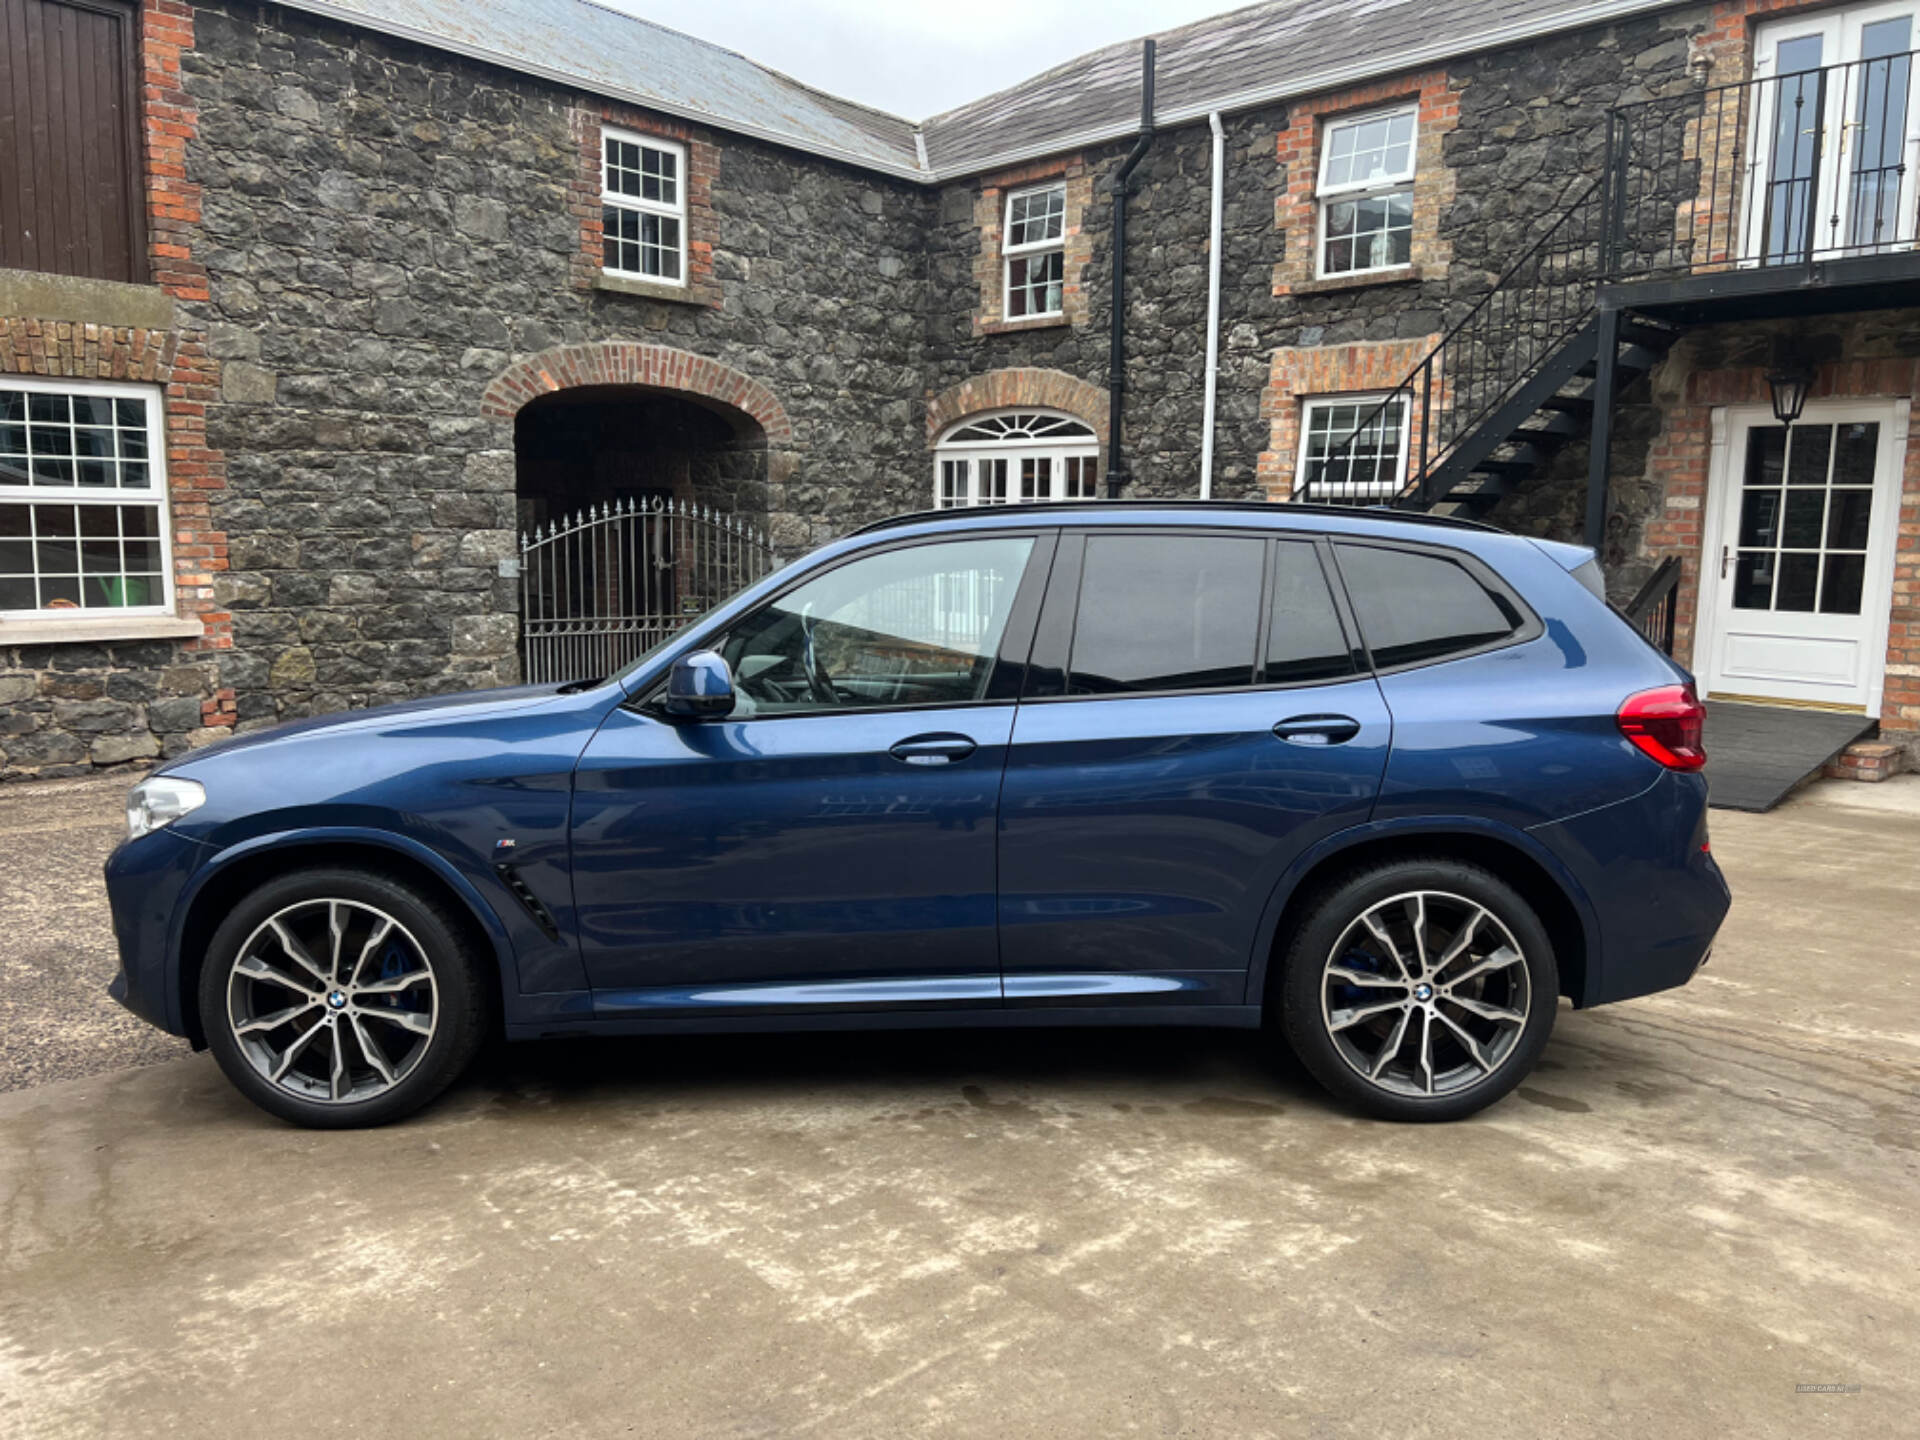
1105,39,1156,498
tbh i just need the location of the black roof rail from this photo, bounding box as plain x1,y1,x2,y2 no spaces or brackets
850,499,1505,537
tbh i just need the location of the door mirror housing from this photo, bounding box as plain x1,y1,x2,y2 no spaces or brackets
662,650,736,719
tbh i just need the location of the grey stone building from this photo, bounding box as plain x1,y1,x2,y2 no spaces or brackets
4,0,1919,780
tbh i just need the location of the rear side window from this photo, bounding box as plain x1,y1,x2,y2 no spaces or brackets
1069,533,1264,693
1266,541,1355,683
1335,542,1524,668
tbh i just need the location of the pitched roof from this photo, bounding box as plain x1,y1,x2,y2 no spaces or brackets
277,0,926,176
276,0,1684,182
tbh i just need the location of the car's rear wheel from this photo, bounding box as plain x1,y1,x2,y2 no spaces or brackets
1277,859,1557,1121
198,868,488,1128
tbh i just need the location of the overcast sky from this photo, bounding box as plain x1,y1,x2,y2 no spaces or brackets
598,0,1246,120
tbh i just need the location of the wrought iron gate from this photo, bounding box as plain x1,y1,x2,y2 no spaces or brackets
518,498,775,684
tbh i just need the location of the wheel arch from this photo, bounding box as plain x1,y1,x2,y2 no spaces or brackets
171,829,515,1046
1245,818,1600,1011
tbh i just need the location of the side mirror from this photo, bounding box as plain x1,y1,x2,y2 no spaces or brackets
663,650,736,719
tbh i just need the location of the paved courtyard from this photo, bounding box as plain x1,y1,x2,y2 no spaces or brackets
0,774,1915,1437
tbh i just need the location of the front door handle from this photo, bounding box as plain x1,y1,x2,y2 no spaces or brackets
889,733,977,766
1274,714,1362,747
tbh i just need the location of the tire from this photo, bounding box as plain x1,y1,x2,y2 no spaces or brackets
198,867,490,1128
1276,858,1557,1122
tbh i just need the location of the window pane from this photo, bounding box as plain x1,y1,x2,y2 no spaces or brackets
1337,545,1519,668
1820,553,1866,614
1781,489,1826,548
1069,535,1264,694
0,498,164,613
1266,542,1354,684
1301,399,1405,498
1826,488,1873,549
1833,422,1878,485
1733,551,1774,609
1786,424,1833,485
1738,488,1782,546
1322,186,1413,273
1008,250,1064,317
719,537,1034,715
939,458,968,509
1775,551,1819,610
1008,186,1065,247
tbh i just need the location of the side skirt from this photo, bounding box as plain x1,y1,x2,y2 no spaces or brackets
508,1004,1264,1042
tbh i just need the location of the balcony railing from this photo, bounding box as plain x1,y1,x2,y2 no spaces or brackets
1298,49,1920,510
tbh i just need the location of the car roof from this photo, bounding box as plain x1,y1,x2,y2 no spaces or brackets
852,500,1502,541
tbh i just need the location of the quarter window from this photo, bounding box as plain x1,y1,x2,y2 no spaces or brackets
1297,396,1409,501
602,128,686,283
935,410,1098,508
0,378,171,618
1004,183,1067,319
1319,106,1417,277
1068,534,1265,695
1335,544,1523,668
718,537,1034,716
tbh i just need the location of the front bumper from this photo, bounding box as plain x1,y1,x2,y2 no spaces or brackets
1530,767,1731,1007
103,827,210,1037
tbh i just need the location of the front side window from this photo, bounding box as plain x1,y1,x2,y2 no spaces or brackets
1335,543,1523,668
935,410,1098,509
1319,106,1416,277
0,378,171,618
602,128,686,283
1004,183,1066,319
718,536,1034,716
1069,534,1265,694
1296,395,1409,501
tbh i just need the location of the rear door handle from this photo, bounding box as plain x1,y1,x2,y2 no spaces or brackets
889,733,977,766
1273,714,1362,747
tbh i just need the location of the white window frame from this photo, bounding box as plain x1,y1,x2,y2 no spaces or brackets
1294,393,1412,502
1316,104,1419,280
1002,182,1067,320
0,374,174,621
601,126,688,287
934,409,1099,509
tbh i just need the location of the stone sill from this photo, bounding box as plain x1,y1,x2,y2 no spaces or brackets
594,273,712,306
978,314,1072,336
0,267,175,330
0,614,204,646
1286,265,1427,297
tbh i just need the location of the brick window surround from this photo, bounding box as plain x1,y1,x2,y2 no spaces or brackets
926,368,1109,464
1641,358,1920,746
970,158,1093,336
570,104,721,307
1255,338,1441,500
1272,70,1458,297
0,0,230,663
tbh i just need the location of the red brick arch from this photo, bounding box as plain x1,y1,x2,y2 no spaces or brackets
481,342,793,445
926,368,1109,447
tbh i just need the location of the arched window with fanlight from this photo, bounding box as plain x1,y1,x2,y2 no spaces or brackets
933,410,1100,508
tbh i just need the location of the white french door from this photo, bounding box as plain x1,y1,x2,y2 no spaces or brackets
1695,401,1906,712
1746,5,1920,263
934,448,1100,507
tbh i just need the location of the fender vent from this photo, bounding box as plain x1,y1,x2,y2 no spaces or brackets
494,863,560,941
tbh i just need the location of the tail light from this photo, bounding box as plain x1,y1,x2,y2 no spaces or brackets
1617,683,1707,771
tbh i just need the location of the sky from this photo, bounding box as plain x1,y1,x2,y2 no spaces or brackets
597,0,1250,120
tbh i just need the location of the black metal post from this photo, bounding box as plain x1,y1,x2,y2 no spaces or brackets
1105,40,1156,498
1599,111,1618,278
1585,304,1621,550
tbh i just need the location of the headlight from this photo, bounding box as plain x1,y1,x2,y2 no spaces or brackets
126,776,206,840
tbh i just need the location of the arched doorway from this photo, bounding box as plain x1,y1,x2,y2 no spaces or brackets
482,344,795,682
933,409,1101,508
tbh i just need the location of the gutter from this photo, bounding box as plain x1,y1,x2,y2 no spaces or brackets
1199,111,1225,500
1104,39,1156,499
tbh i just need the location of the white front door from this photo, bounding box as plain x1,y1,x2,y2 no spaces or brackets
1697,401,1906,712
1748,4,1920,262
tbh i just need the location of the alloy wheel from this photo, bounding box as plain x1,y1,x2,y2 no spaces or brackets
1319,890,1532,1099
225,898,438,1104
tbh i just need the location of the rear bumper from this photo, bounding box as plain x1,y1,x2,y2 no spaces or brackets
1530,768,1730,1007
103,828,208,1038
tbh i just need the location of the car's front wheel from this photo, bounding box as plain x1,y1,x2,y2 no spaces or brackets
1278,859,1558,1121
198,868,489,1128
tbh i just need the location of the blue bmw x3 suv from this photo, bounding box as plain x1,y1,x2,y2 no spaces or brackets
105,502,1729,1127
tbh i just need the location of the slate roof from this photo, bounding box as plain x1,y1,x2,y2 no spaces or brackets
276,0,1685,182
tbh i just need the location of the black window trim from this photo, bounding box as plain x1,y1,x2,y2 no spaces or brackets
633,528,1055,722
1021,524,1369,705
1325,536,1543,676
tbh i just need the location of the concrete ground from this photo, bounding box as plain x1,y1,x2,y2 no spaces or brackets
0,777,1914,1437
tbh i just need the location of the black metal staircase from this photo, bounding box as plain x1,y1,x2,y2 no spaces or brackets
1301,46,1920,541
